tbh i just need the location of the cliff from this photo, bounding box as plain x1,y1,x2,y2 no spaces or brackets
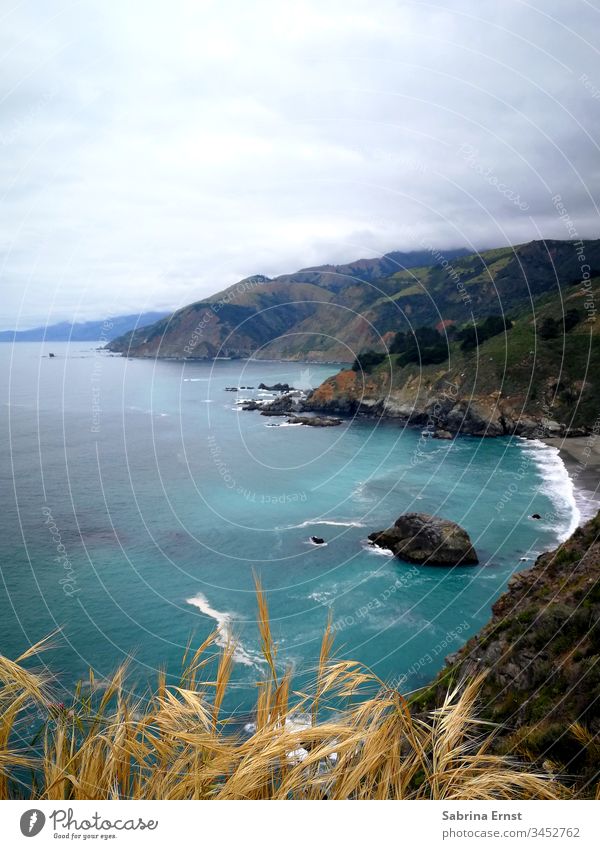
415,510,600,793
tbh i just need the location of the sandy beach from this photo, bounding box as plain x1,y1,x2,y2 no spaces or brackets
543,436,600,512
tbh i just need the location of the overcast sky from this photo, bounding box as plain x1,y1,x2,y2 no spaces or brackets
1,0,599,328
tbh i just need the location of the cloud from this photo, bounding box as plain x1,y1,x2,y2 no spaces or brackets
1,0,599,327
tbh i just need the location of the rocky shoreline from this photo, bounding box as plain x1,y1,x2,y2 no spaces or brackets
245,384,593,442
297,347,599,440
240,388,342,428
303,389,588,440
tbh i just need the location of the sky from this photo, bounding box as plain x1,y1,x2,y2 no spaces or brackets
1,0,599,328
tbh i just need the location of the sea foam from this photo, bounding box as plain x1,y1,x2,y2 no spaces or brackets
519,438,580,541
278,519,366,530
186,592,264,668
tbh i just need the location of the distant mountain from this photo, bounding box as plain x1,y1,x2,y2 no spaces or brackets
106,240,600,363
0,312,170,343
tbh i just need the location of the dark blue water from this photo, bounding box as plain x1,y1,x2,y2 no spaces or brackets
0,342,581,712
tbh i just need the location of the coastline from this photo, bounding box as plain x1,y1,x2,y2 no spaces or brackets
542,435,600,525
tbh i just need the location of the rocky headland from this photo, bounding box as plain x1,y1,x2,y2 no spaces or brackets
302,268,599,439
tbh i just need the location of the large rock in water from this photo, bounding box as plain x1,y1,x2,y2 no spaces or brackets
368,512,478,566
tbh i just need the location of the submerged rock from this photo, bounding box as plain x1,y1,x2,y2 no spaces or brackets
368,512,478,566
310,536,325,545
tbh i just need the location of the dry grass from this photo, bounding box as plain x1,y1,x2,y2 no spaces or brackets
0,587,569,800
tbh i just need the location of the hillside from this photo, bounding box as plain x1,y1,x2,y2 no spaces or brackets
106,248,467,360
414,510,600,794
107,240,600,363
304,273,600,435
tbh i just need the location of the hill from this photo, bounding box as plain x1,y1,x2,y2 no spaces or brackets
304,270,600,435
106,247,469,360
106,240,600,362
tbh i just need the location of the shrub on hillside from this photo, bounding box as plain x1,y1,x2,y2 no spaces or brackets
457,315,513,350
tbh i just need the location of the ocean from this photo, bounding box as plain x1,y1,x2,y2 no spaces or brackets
0,341,592,715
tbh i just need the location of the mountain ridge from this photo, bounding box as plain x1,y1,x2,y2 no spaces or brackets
0,311,169,343
106,239,600,364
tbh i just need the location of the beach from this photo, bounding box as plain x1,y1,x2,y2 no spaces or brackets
543,435,600,521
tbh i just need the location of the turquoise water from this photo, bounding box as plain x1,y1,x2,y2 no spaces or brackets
0,341,582,714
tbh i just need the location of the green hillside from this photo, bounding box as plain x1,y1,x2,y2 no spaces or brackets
306,273,600,434
107,240,600,363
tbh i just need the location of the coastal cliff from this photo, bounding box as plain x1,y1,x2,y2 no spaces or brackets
416,510,600,792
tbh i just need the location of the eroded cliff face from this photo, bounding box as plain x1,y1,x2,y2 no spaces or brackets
415,511,600,791
304,364,570,438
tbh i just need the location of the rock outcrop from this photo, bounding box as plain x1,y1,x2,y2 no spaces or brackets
258,382,294,392
303,346,592,437
368,512,478,565
286,415,342,427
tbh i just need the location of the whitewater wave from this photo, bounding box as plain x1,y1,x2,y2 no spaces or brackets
183,378,209,382
186,592,264,668
350,480,376,503
362,542,394,557
573,487,600,524
519,439,580,541
308,589,335,604
243,711,312,737
278,519,366,530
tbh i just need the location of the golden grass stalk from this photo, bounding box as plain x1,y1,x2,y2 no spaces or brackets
0,592,575,800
